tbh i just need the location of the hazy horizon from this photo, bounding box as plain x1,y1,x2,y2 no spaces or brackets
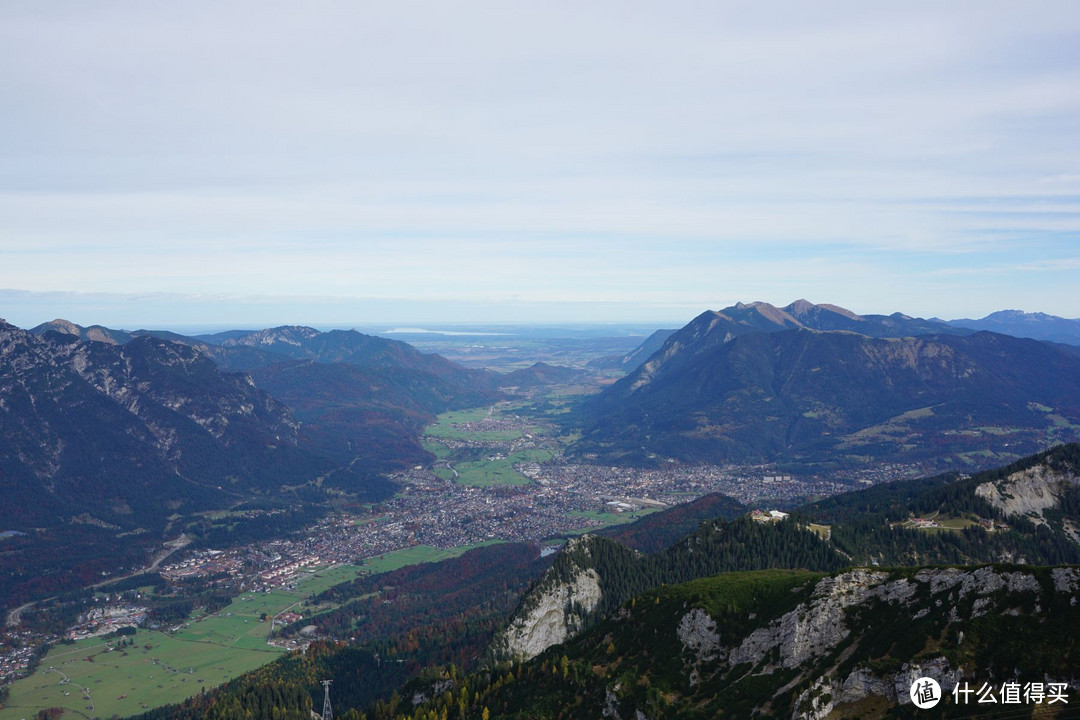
2,289,1073,335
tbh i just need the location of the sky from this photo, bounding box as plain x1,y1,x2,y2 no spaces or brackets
2,0,1079,329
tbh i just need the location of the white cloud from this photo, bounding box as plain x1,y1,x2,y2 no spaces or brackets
2,1,1080,322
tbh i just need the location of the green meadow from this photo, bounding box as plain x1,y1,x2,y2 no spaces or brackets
422,401,559,487
358,541,504,574
450,448,553,487
565,508,661,533
904,515,978,532
423,404,538,442
0,564,364,720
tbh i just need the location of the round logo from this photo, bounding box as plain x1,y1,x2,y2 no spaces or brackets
910,677,942,709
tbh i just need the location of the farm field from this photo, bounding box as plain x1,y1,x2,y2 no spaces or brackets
423,403,539,442
424,425,526,442
421,439,453,459
0,625,280,720
566,508,662,532
449,448,555,487
358,541,504,574
899,513,979,532
422,402,566,488
0,564,363,720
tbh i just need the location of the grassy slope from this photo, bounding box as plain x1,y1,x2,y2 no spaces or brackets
0,566,365,720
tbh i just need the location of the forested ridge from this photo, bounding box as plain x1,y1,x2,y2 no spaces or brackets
803,443,1080,566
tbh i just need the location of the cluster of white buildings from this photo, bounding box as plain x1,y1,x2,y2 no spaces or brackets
258,555,320,586
160,549,242,581
66,605,148,640
750,509,790,523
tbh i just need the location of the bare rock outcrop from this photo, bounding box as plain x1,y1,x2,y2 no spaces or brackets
496,540,604,661
976,464,1080,527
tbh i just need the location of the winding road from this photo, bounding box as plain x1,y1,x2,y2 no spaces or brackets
5,534,191,628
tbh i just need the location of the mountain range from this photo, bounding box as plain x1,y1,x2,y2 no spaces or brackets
25,320,524,475
950,309,1080,345
18,303,1080,488
0,320,350,606
31,320,494,376
8,304,1080,719
586,299,967,374
585,303,1080,375
7,300,1080,605
569,301,1080,470
0,320,325,532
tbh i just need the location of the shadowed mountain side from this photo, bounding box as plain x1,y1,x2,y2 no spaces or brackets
570,328,1080,468
0,321,346,608
25,320,506,484
220,325,499,384
497,361,588,387
588,328,679,372
247,360,500,482
0,322,333,532
951,309,1080,345
598,492,748,554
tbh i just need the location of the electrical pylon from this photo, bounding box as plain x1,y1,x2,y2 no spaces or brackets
321,679,333,720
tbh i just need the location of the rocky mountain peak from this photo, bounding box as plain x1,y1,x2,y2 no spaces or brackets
783,300,864,322
223,325,322,348
40,318,82,335
743,300,798,326
786,298,816,316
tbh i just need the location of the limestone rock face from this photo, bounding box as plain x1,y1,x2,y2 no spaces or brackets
718,566,1071,718
730,569,915,669
462,562,1080,720
837,667,893,704
976,464,1080,527
785,566,1074,719
1053,567,1080,593
917,566,1042,599
796,656,962,720
677,607,722,685
497,556,603,661
677,608,721,663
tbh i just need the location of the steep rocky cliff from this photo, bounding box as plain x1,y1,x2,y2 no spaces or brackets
976,462,1080,528
494,536,607,661
438,565,1080,719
